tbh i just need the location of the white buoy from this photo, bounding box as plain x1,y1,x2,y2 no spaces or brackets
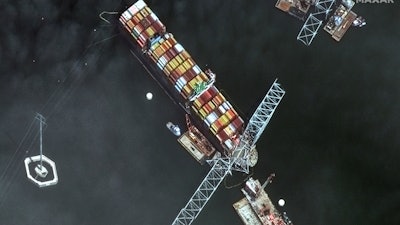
146,92,153,100
278,198,285,207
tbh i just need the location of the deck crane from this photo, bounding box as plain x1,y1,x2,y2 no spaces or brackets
172,80,285,225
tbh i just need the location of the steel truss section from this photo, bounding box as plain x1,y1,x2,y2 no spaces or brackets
172,80,285,224
314,0,335,18
297,0,335,46
230,140,252,174
172,158,231,225
242,79,285,147
231,79,285,173
297,14,323,46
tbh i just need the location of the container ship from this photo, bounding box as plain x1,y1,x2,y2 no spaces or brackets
119,0,245,161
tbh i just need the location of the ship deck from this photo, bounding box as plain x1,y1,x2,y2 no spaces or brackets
324,5,358,42
178,132,207,164
233,198,263,225
234,179,290,225
178,130,216,164
275,0,311,20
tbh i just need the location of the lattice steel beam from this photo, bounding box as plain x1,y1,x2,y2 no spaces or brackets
172,80,285,224
297,0,335,46
231,79,285,173
243,79,285,147
314,0,335,18
297,14,323,46
172,158,231,225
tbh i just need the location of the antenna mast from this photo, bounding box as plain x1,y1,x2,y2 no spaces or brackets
38,114,45,169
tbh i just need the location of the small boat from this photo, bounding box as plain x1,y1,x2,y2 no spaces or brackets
166,122,181,136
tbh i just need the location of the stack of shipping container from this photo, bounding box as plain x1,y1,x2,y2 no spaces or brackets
192,86,244,150
147,34,211,100
119,0,165,48
119,0,244,151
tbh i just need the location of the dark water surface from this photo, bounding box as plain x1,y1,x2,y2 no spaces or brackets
0,1,399,225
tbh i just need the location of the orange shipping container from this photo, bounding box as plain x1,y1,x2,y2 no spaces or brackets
212,93,225,107
225,108,238,121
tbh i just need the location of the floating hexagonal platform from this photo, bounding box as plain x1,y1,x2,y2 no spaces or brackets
24,155,58,188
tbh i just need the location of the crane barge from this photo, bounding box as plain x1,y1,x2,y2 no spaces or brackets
234,174,293,225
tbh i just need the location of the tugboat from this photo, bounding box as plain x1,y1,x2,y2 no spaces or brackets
166,122,181,136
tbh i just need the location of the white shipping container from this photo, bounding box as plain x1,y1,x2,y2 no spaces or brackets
222,102,231,111
134,0,147,10
193,65,201,75
224,139,234,150
150,12,159,22
176,77,187,90
205,112,218,127
122,11,132,21
174,43,184,53
157,55,168,68
218,104,226,114
128,5,138,16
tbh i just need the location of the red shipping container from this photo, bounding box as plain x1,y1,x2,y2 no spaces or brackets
216,129,230,142
212,93,225,108
182,67,196,81
164,48,178,61
134,23,144,35
141,18,152,29
147,14,157,25
231,117,244,132
199,90,213,102
170,70,182,82
209,86,219,97
152,21,165,34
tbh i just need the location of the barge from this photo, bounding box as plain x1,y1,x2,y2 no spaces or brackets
233,176,293,225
